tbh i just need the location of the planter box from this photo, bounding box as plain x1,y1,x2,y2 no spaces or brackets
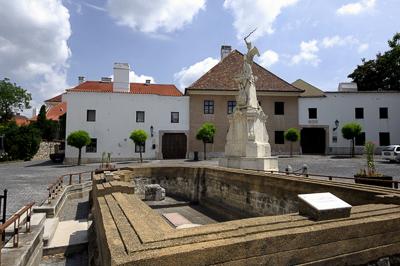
354,175,394,188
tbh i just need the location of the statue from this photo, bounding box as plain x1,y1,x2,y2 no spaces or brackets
237,28,260,110
220,29,278,171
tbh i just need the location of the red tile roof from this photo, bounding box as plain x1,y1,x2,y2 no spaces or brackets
12,115,30,126
45,94,63,103
68,81,183,96
187,50,302,93
46,102,67,121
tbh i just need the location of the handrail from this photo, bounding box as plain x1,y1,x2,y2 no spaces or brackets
47,170,95,203
264,170,399,189
0,202,34,248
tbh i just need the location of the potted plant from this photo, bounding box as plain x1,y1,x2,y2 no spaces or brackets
354,141,393,188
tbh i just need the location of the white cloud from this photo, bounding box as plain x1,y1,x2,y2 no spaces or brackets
321,35,359,48
174,57,219,91
110,70,155,83
107,0,205,33
223,0,298,40
291,40,320,66
358,43,369,53
258,50,279,68
0,0,71,104
337,0,376,15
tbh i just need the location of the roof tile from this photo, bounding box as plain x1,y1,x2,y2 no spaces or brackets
187,50,302,93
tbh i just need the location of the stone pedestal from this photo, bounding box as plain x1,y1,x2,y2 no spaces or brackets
144,184,165,201
219,107,278,171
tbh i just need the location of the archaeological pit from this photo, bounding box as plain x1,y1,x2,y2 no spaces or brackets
91,165,400,265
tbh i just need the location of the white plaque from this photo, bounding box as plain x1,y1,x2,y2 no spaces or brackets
298,192,352,211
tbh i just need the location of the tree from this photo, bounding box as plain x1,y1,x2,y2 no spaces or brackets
3,123,41,161
0,78,32,123
59,113,66,140
34,104,59,141
130,130,148,163
341,122,362,157
67,130,91,165
284,128,300,157
348,32,400,91
196,122,216,160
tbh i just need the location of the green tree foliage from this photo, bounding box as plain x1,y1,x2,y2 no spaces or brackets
129,129,148,163
67,130,91,165
0,78,32,123
196,122,216,160
349,32,400,91
59,113,66,140
3,122,41,161
34,104,59,141
284,128,300,157
341,122,362,157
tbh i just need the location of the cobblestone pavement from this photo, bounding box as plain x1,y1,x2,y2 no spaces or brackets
277,155,399,181
0,160,95,217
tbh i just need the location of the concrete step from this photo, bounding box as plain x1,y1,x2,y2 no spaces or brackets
43,219,89,256
43,218,59,247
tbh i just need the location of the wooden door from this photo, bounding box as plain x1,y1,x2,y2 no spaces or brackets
162,133,187,159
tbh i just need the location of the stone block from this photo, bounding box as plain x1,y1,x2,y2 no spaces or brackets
298,192,352,221
144,184,165,201
219,156,278,171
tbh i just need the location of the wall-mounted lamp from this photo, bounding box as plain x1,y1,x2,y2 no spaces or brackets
150,125,154,137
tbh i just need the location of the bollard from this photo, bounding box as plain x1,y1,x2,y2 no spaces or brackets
79,173,82,184
69,174,72,185
285,165,292,175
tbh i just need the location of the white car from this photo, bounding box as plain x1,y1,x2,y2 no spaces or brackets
381,145,400,162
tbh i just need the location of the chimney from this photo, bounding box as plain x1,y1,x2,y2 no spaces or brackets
113,63,130,92
101,77,112,82
145,79,151,85
78,76,85,84
220,45,232,60
338,82,357,92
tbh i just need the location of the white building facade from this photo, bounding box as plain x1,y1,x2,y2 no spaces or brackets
299,91,400,154
64,64,189,163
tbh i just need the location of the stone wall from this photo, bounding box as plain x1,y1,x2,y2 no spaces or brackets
32,141,58,161
116,166,395,220
90,168,400,265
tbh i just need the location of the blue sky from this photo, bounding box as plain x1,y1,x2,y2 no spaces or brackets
0,0,399,114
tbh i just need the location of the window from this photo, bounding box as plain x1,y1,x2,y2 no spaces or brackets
379,107,388,119
87,110,96,122
274,102,284,115
136,111,145,123
355,132,366,146
86,138,97,153
135,142,145,153
275,131,284,144
204,100,214,114
171,112,179,123
355,108,364,119
227,101,236,114
379,132,390,146
308,108,317,119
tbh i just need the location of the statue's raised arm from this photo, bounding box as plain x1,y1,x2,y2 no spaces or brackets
243,28,260,65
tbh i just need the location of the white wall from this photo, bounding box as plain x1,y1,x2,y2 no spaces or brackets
64,91,189,162
299,92,400,153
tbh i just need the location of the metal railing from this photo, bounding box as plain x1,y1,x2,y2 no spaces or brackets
0,189,7,224
0,202,34,248
263,169,399,189
47,171,94,203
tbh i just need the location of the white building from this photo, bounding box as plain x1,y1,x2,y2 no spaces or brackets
64,63,189,163
296,80,400,154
